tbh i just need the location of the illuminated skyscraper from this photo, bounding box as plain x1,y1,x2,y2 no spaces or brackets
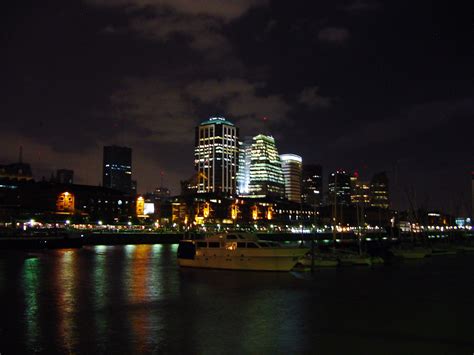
370,172,390,209
350,172,370,206
302,164,323,206
103,145,132,193
328,170,351,206
236,136,252,195
248,134,285,197
280,154,302,203
194,117,239,195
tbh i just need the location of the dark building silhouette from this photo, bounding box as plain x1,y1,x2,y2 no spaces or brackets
56,169,74,184
302,164,323,206
471,172,474,220
370,171,390,209
328,170,351,206
0,163,33,182
102,145,132,194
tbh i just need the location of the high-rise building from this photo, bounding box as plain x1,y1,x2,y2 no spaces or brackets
56,169,74,184
370,172,389,209
248,134,285,198
280,154,302,203
236,136,253,195
328,170,351,206
302,164,323,206
103,145,132,194
194,117,239,195
154,186,171,201
350,171,370,206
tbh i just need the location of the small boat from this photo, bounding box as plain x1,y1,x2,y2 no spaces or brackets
455,245,474,253
431,246,457,256
338,252,372,266
298,253,339,268
370,256,385,264
390,246,431,259
177,232,308,271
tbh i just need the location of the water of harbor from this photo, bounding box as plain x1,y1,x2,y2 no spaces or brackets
0,245,473,354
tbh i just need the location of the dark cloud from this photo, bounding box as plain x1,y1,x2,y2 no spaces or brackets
331,98,474,151
317,26,350,43
86,0,268,21
299,87,332,109
342,0,380,13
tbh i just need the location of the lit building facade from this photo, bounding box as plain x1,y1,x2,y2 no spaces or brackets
194,117,239,195
328,170,352,206
103,145,132,194
301,164,323,206
280,154,302,203
248,134,285,198
350,172,370,206
236,136,253,195
370,172,390,209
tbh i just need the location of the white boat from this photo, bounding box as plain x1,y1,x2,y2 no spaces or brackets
177,232,308,271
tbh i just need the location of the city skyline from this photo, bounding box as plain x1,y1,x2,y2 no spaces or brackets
1,1,473,215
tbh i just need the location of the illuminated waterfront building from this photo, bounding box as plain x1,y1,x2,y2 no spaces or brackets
301,164,323,206
370,172,390,209
280,154,302,203
328,170,351,206
194,117,239,195
102,145,132,194
248,134,285,198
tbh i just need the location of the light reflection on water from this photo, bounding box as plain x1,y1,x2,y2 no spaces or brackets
56,250,77,352
23,257,40,352
0,246,472,354
93,245,107,352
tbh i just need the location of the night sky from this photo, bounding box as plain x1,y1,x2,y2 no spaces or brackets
1,0,473,215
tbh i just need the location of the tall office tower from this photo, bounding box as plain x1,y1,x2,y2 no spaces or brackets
328,170,352,206
302,164,323,206
350,171,370,206
236,136,253,195
194,117,239,195
370,171,390,209
56,169,74,184
154,186,171,201
248,134,285,197
280,154,303,203
103,145,132,194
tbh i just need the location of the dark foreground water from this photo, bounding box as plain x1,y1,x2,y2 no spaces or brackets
0,245,473,355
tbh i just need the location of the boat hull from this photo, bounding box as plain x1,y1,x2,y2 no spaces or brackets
178,249,307,271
